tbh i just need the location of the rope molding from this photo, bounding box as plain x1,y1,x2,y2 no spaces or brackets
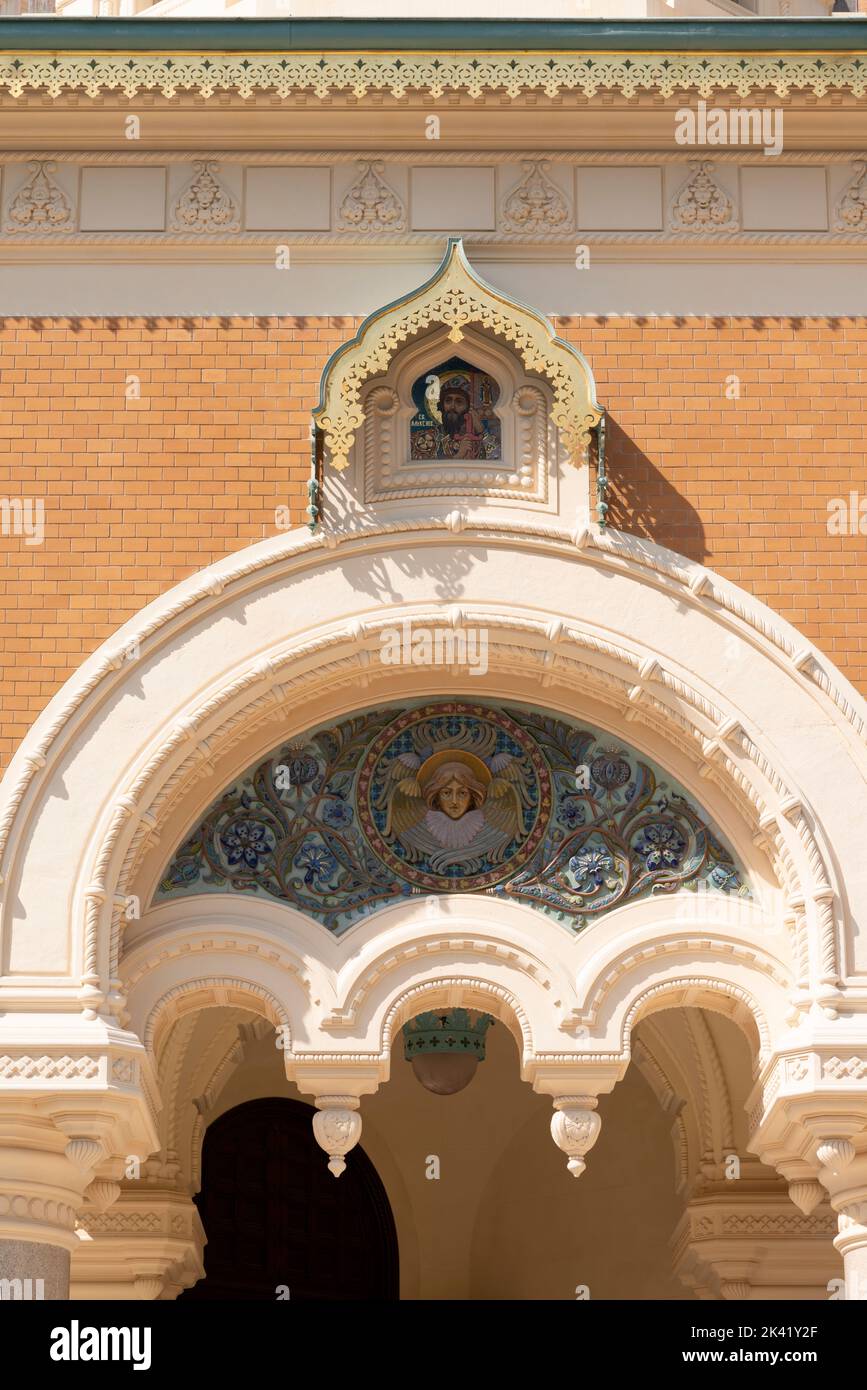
1,151,862,165
1,230,866,247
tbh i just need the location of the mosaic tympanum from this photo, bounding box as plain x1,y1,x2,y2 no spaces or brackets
158,701,748,934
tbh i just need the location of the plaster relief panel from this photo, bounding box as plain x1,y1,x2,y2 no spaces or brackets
500,160,573,235
335,161,407,232
741,166,828,231
79,167,166,232
245,167,332,231
831,161,867,234
168,161,241,235
2,160,76,235
666,162,739,235
577,167,663,231
410,167,496,231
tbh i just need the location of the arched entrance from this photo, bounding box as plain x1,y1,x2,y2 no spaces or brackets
180,1097,398,1300
3,242,867,1301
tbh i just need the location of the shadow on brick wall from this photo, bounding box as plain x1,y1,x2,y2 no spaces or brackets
603,416,707,565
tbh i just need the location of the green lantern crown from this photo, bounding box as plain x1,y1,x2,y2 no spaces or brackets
402,1009,494,1062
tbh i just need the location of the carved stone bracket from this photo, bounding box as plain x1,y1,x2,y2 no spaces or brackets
550,1096,602,1177
311,1096,362,1178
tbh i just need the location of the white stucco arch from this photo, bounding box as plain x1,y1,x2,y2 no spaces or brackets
122,892,782,1076
1,518,865,1025
3,517,866,1299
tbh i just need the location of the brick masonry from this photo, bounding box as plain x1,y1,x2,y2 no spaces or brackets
0,314,865,773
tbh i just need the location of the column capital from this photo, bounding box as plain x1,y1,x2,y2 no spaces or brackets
73,1190,205,1300
286,1061,382,1103
746,1041,867,1175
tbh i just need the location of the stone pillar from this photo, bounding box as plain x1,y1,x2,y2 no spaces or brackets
834,1196,867,1299
0,1114,95,1300
816,1142,867,1300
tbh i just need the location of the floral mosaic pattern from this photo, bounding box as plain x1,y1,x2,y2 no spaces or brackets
157,701,749,935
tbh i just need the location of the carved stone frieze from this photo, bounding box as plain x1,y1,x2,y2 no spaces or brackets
502,160,571,234
4,161,74,234
833,161,867,233
0,1054,100,1081
670,161,738,234
338,161,405,232
169,161,239,234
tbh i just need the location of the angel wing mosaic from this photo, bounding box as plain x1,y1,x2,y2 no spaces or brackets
359,706,546,890
158,701,749,935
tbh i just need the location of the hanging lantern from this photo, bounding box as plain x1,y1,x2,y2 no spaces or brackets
402,1009,495,1095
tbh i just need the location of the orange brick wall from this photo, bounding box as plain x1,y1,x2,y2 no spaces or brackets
0,314,865,774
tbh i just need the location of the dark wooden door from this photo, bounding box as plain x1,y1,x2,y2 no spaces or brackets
179,1097,399,1300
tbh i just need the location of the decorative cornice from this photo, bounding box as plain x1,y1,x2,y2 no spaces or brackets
1,53,867,103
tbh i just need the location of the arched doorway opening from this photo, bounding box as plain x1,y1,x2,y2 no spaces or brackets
180,1097,398,1300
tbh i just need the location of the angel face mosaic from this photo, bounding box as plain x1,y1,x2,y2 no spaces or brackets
158,701,749,935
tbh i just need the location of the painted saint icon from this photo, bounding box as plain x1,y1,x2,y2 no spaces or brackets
409,356,502,461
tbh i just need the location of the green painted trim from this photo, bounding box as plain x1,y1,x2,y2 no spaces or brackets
1,18,867,55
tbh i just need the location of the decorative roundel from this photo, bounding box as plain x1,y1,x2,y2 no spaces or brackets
357,703,552,892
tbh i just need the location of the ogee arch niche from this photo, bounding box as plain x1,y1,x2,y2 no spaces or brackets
157,700,750,935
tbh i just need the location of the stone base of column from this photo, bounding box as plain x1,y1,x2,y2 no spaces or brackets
0,1238,70,1300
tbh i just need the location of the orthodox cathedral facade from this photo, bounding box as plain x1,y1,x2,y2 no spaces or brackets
0,10,866,1307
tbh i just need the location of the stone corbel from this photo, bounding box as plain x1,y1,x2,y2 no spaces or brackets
550,1096,601,1177
288,1061,383,1178
528,1060,623,1178
312,1097,362,1178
